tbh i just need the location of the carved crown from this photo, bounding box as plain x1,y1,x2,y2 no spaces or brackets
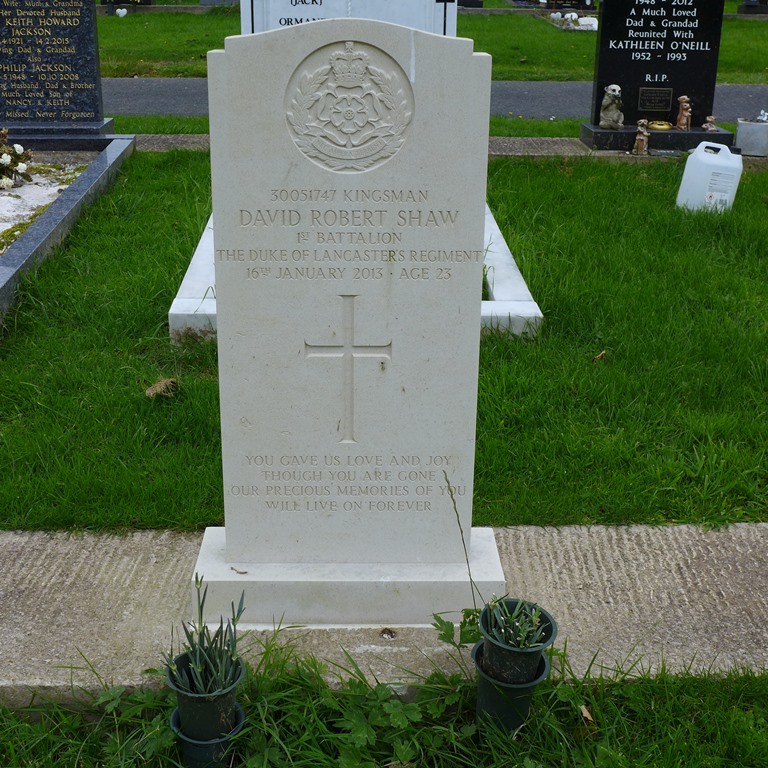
330,42,369,88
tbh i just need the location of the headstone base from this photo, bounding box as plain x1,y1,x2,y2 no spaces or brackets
737,4,768,14
194,526,506,627
580,124,734,152
6,120,116,150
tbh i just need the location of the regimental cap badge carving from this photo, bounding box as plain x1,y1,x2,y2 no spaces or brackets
286,40,414,173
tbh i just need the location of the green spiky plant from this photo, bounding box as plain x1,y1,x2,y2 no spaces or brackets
163,574,246,695
485,595,546,649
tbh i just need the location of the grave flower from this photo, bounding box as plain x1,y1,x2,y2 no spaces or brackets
0,127,33,187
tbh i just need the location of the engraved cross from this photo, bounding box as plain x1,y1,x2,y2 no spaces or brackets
304,294,392,444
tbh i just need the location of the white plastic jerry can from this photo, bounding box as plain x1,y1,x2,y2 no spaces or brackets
676,142,743,212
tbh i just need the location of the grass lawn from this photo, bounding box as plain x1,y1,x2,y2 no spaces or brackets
1,152,766,531
96,8,768,83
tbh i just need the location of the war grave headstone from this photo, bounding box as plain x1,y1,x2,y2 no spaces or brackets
193,18,506,626
580,0,732,152
239,0,457,36
0,0,113,145
169,0,543,339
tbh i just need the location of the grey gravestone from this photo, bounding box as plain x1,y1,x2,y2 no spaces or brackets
0,0,111,140
580,0,732,151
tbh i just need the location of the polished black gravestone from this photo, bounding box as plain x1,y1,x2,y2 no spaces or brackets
1,0,113,145
581,0,732,151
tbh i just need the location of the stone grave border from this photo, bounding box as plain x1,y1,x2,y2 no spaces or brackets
0,137,136,321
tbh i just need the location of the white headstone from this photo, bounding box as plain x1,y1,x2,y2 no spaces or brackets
240,0,457,36
195,19,505,625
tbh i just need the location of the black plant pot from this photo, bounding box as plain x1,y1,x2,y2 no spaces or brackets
166,653,245,741
479,599,557,684
473,642,550,731
170,704,245,768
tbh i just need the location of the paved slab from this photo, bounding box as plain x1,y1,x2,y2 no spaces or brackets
1,525,766,707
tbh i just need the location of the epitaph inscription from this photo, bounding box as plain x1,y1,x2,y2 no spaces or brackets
0,0,103,126
592,0,725,126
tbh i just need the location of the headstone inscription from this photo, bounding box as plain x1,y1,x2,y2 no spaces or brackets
240,0,457,36
580,0,732,151
194,19,506,626
0,0,110,139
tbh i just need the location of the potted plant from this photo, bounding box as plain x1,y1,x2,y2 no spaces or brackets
479,595,557,684
434,594,557,732
164,574,247,767
736,110,768,157
473,595,557,731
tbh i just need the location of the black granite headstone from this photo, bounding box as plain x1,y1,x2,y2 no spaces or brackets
0,0,110,137
581,0,732,151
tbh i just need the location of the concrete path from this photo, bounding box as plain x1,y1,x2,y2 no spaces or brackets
102,78,768,123
2,525,766,707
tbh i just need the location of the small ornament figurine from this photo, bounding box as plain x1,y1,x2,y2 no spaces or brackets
702,115,718,133
676,95,692,131
630,119,650,155
599,84,624,130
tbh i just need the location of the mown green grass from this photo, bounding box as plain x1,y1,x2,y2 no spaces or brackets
111,115,210,134
0,152,218,531
97,7,239,77
96,8,768,83
477,157,768,527
1,152,766,531
1,638,767,767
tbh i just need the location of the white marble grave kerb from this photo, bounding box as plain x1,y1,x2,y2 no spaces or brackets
195,20,506,626
240,0,457,36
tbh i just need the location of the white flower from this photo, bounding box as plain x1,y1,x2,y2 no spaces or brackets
0,177,13,189
0,154,12,166
16,162,27,173
13,144,24,155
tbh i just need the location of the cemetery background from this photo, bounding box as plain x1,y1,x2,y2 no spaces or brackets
0,3,768,763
